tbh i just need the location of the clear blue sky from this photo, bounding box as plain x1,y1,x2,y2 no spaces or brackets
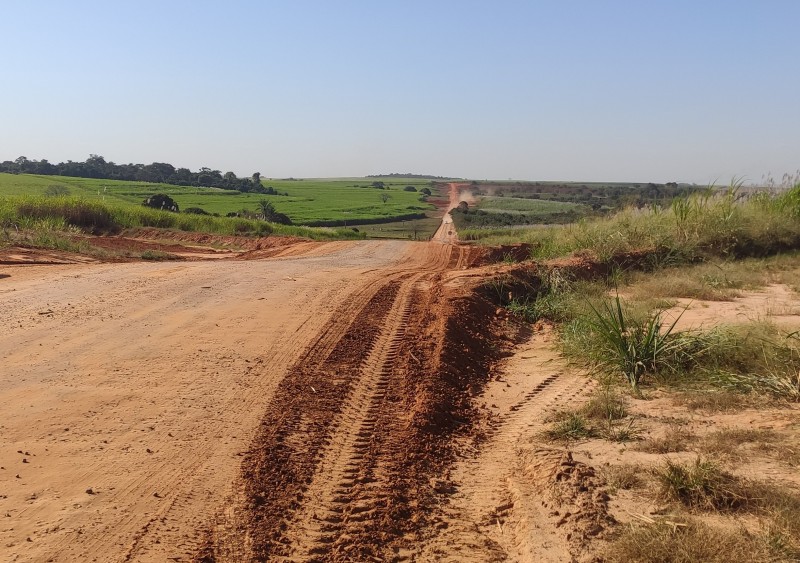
2,0,798,183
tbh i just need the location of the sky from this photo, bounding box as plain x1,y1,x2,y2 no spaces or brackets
1,1,798,183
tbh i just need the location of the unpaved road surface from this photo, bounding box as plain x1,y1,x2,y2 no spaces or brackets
1,184,617,563
0,241,471,562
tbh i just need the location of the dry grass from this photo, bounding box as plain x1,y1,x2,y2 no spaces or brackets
700,428,780,460
606,517,771,563
635,425,695,454
543,386,638,442
673,390,753,412
656,457,760,511
756,442,800,468
601,463,644,493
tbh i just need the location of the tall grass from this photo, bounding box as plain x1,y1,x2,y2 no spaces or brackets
463,182,800,264
0,195,365,241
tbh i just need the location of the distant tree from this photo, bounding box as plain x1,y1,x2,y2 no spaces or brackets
403,185,417,192
252,172,262,187
258,199,275,219
456,201,469,212
371,181,385,189
380,192,391,204
420,187,432,196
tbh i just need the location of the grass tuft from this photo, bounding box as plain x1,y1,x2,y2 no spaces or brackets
606,517,771,563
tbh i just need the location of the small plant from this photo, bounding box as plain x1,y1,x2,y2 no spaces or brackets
505,297,537,321
501,251,517,264
656,457,753,511
544,412,595,441
601,463,643,492
586,294,685,393
44,184,70,197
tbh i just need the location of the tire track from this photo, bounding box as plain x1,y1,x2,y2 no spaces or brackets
280,275,421,561
416,352,592,562
214,276,413,560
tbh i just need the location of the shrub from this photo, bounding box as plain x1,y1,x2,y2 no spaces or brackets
142,193,179,212
184,207,210,215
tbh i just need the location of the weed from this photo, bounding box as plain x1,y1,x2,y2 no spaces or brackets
505,296,537,322
674,391,751,412
501,251,518,264
583,386,628,421
700,428,780,460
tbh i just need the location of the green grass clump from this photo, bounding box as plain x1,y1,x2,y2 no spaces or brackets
544,386,636,442
543,412,596,441
584,295,686,393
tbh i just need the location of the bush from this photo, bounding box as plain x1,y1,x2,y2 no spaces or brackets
184,207,210,215
403,185,417,192
143,193,179,212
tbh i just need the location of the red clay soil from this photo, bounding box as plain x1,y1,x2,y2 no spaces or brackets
194,255,525,561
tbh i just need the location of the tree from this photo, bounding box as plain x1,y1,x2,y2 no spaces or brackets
258,199,275,220
420,187,432,196
252,172,262,187
380,193,391,204
403,185,417,192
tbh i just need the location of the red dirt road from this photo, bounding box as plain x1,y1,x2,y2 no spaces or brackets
1,241,469,562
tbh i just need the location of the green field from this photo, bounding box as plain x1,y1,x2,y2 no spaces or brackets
476,196,588,215
0,174,435,226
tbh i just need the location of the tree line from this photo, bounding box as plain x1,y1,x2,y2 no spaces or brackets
0,155,277,194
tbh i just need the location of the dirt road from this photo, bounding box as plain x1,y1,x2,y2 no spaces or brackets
1,240,473,562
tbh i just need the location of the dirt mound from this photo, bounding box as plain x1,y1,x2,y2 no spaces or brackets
520,448,615,560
